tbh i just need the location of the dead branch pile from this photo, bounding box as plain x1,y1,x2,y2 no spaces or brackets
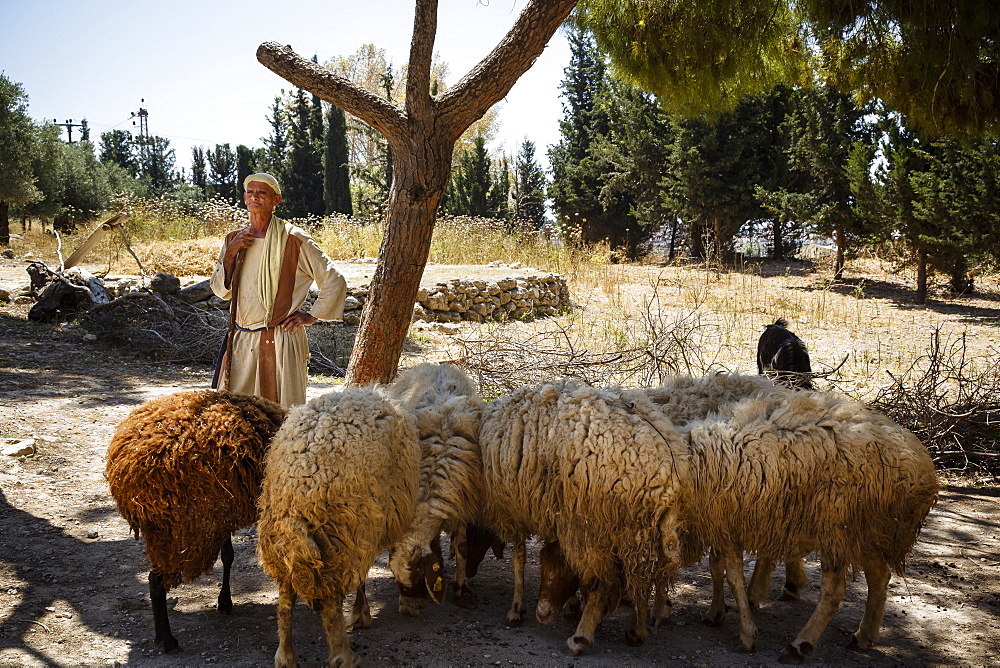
871,329,1000,475
453,308,722,399
78,292,227,364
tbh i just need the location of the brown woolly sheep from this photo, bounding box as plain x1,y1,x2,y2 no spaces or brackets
386,363,488,614
256,386,421,668
105,390,286,653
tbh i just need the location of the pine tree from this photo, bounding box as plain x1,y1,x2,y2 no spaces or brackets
324,103,352,215
99,129,138,178
261,95,288,177
282,89,326,218
206,143,238,202
548,25,627,251
235,144,263,199
761,84,876,278
442,134,509,220
141,137,176,195
190,146,207,195
512,139,547,229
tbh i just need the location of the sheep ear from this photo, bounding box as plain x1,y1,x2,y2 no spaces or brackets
423,552,447,605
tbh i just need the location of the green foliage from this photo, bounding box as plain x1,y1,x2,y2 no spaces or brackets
757,84,876,274
576,0,804,117
909,139,1000,292
512,140,548,229
99,129,138,177
802,0,1000,137
0,75,43,225
282,89,325,218
262,96,288,176
206,143,237,202
550,25,642,256
190,146,207,195
236,144,264,201
324,104,352,216
443,134,509,219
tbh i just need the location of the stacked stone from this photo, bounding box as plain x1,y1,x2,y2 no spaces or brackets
340,273,569,325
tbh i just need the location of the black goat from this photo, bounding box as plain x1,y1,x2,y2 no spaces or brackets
756,318,813,389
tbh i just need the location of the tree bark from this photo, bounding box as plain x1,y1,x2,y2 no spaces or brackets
257,0,578,383
916,247,927,305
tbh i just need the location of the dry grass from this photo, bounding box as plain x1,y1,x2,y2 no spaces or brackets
10,199,1000,474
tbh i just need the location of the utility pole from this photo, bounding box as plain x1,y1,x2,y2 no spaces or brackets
131,99,151,171
54,118,84,142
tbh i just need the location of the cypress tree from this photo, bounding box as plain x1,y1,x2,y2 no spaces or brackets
282,88,325,218
512,139,547,229
324,103,352,215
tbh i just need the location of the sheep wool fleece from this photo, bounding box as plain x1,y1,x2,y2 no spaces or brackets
256,386,421,602
106,390,286,590
480,380,689,607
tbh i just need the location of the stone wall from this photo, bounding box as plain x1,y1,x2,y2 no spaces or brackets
340,273,570,326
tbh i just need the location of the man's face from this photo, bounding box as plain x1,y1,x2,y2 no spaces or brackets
244,182,281,214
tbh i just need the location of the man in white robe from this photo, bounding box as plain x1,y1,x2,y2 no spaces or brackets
210,173,347,407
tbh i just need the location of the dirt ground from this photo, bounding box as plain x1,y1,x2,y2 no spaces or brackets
1,256,999,667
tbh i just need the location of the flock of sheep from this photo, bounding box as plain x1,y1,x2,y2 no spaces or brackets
104,322,940,667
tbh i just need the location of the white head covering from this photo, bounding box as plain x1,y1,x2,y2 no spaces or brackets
244,172,281,196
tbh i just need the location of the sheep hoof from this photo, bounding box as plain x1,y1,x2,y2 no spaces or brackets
735,640,756,654
848,634,873,651
217,595,233,615
567,635,592,655
505,605,526,627
625,628,646,646
779,583,800,602
330,650,361,667
158,636,180,654
780,642,812,664
703,609,726,627
452,585,476,609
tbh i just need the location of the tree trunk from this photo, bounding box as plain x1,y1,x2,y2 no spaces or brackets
0,201,10,246
346,137,452,383
834,223,846,281
772,217,784,260
256,0,578,385
916,247,927,305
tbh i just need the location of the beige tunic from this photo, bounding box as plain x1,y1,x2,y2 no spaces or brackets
210,221,347,407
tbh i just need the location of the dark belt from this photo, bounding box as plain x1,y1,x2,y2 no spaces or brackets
235,323,275,332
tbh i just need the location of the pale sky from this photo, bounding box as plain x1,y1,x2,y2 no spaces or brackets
1,0,571,174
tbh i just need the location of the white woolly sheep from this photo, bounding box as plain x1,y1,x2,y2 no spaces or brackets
106,390,286,653
256,386,421,668
385,362,486,614
624,381,940,660
479,379,688,654
636,373,809,616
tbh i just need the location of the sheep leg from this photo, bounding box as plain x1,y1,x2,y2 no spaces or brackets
781,561,846,664
703,548,729,626
747,556,775,609
450,525,475,607
320,592,359,668
780,557,809,602
347,583,371,630
218,535,234,614
624,578,650,646
849,558,890,651
505,539,527,626
651,576,673,628
149,571,179,653
722,549,757,652
566,579,611,655
274,581,297,668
